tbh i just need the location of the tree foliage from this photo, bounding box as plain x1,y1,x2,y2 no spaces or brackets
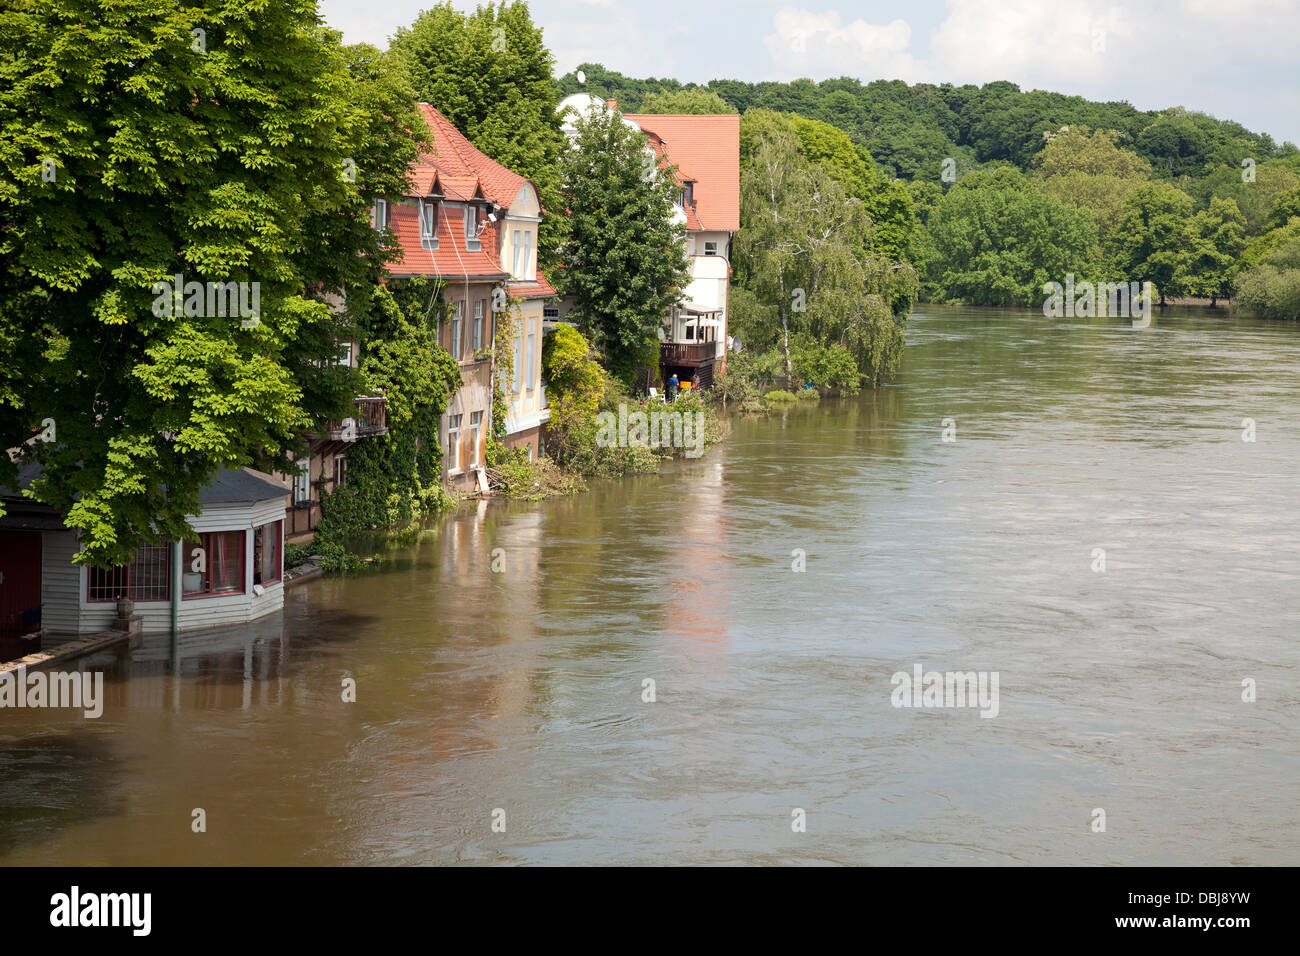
556,105,689,385
925,167,1101,305
0,0,423,565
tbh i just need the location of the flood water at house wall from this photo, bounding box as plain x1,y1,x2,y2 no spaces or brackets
2,304,1298,866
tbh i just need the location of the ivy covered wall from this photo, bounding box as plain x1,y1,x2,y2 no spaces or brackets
316,278,463,540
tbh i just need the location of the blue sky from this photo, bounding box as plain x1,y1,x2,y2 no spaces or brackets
319,0,1300,147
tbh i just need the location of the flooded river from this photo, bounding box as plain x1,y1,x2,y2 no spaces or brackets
3,305,1298,865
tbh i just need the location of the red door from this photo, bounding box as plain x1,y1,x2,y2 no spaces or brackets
0,530,42,633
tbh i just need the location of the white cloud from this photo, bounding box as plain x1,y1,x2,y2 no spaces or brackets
764,8,918,80
927,1,1131,85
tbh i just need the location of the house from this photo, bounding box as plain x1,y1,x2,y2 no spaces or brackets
0,466,290,641
382,104,556,487
557,96,741,390
280,293,389,544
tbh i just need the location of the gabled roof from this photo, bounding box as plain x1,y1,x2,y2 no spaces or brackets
412,104,541,212
624,113,740,233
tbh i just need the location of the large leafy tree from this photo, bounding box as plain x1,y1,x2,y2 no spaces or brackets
740,109,916,263
1109,182,1199,304
1032,126,1150,244
557,105,689,385
1185,197,1246,304
0,0,423,565
389,1,566,268
925,166,1101,306
734,129,915,385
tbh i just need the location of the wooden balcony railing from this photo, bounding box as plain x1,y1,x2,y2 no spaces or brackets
326,395,387,440
660,341,717,365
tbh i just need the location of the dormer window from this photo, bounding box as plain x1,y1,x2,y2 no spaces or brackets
419,199,439,248
372,198,388,231
465,204,481,251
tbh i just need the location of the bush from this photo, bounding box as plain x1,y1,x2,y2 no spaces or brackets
494,448,586,500
1237,236,1300,320
308,541,382,575
796,386,821,401
790,339,861,393
763,390,798,408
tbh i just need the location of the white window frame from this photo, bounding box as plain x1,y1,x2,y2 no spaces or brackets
525,322,536,393
512,229,522,278
373,198,387,230
704,240,718,256
451,301,463,360
469,411,482,467
447,415,462,472
523,231,533,280
465,204,480,251
420,200,438,244
292,456,311,504
473,299,484,352
512,331,523,396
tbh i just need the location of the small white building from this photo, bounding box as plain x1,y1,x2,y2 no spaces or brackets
0,468,289,638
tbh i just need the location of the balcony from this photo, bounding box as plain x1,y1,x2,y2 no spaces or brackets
660,341,718,366
326,395,387,440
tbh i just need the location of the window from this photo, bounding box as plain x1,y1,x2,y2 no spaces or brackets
419,200,439,244
525,323,536,392
448,414,462,471
543,305,559,319
182,531,245,598
512,229,522,278
473,300,484,352
450,302,463,359
512,331,523,395
522,231,533,280
292,456,311,504
253,521,283,587
372,199,387,231
87,543,172,602
332,340,353,367
465,205,480,250
469,411,482,467
333,455,347,488
704,240,718,256
292,457,312,504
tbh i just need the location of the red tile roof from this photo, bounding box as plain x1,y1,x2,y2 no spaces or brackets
413,104,539,211
507,277,557,300
387,202,507,280
389,104,554,293
624,113,740,232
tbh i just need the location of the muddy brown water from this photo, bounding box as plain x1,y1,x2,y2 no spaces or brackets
2,304,1297,865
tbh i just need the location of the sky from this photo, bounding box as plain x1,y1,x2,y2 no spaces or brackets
319,0,1300,147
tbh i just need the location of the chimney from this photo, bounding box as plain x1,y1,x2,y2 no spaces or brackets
607,98,618,111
